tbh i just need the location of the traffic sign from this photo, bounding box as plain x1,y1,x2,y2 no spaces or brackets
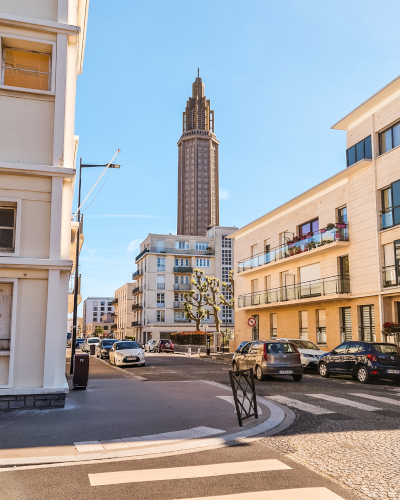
247,317,257,327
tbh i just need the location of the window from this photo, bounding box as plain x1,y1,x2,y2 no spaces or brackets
157,310,165,322
93,301,98,305
379,122,400,155
249,342,261,354
265,275,271,291
174,293,179,301
0,206,16,252
176,241,189,250
381,180,400,229
157,257,165,271
196,241,209,251
270,313,277,339
108,307,112,311
222,249,231,265
299,311,308,339
100,307,105,311
341,307,352,342
101,302,105,306
337,206,347,224
175,258,189,267
316,309,327,344
251,279,258,294
360,305,375,342
251,315,259,341
157,293,165,306
346,135,372,167
222,236,231,248
299,219,319,237
251,244,258,257
104,326,108,331
93,307,98,311
196,258,210,267
3,47,51,91
175,276,179,284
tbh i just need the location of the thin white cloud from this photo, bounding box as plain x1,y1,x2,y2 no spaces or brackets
127,239,143,253
84,214,156,218
220,189,230,200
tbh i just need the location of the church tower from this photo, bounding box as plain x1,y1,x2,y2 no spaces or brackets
177,72,219,236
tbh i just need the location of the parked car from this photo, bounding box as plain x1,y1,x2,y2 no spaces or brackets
232,340,303,381
153,339,175,353
82,337,101,352
235,341,251,352
318,341,400,384
96,338,116,359
277,338,327,369
109,341,145,367
145,339,157,352
75,338,85,349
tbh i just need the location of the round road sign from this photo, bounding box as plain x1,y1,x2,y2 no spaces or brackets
247,317,257,327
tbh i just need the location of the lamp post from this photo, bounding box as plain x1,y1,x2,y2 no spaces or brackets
70,158,120,374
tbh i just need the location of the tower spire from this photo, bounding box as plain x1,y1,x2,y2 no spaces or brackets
197,67,199,78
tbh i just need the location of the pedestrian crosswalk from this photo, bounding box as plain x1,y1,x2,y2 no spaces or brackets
267,391,400,416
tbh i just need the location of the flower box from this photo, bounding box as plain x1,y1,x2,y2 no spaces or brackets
336,224,347,228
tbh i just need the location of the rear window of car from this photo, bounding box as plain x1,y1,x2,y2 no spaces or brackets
116,341,139,350
88,338,99,343
266,343,296,354
102,340,115,346
289,340,318,350
160,340,171,344
373,344,400,354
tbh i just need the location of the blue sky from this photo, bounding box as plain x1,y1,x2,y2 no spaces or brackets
72,0,400,315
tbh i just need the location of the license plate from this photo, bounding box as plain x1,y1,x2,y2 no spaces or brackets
279,370,293,374
127,356,139,361
387,369,400,374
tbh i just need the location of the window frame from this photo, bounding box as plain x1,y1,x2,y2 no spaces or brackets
346,135,372,167
0,198,21,257
379,122,400,156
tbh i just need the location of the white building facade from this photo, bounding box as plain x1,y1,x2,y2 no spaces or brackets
112,283,135,340
132,227,236,344
0,0,89,411
82,297,114,334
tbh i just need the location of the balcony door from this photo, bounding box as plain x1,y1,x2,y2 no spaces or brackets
383,241,400,286
299,263,321,298
360,305,375,342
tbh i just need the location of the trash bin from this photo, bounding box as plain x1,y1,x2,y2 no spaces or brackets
73,353,89,389
90,344,96,356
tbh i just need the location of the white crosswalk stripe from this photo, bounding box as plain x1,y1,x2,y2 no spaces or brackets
266,395,335,415
306,394,382,411
88,459,291,486
349,393,400,406
174,487,346,499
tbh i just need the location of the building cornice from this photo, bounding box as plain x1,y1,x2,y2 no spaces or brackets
0,162,75,178
0,257,73,270
0,13,80,37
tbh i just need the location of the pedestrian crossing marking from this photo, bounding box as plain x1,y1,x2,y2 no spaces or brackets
174,487,346,499
266,395,335,415
217,395,263,415
349,393,400,407
88,459,291,486
307,394,382,411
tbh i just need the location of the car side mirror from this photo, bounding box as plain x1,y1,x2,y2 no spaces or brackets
331,350,336,355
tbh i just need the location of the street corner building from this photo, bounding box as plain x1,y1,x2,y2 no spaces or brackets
177,73,219,237
231,74,400,352
0,0,89,411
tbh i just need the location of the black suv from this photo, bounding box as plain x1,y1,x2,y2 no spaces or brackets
96,339,116,359
318,341,400,384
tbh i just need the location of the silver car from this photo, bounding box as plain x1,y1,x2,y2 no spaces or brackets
145,339,157,352
277,338,327,368
232,340,303,381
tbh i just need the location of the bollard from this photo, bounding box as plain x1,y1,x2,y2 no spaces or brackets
198,348,201,356
188,347,191,357
206,335,210,355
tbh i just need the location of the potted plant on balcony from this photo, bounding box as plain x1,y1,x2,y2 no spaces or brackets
206,246,212,254
307,241,317,250
336,223,347,228
326,223,335,230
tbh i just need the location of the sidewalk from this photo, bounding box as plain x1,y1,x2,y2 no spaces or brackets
0,355,286,467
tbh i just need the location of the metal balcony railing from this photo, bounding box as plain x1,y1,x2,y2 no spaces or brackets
174,284,191,290
157,265,166,271
173,301,184,308
174,266,193,274
383,265,400,287
136,246,214,262
132,269,144,279
237,276,350,308
316,327,327,345
132,304,143,311
132,286,143,295
174,318,191,323
237,225,349,273
111,324,117,329
157,283,165,289
68,274,81,294
156,303,165,308
132,321,141,327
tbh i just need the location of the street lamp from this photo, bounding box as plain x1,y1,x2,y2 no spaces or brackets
70,157,121,374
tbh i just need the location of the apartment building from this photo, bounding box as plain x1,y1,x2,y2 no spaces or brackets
232,74,400,351
112,283,135,340
132,227,236,344
82,297,114,334
0,0,89,410
86,314,113,337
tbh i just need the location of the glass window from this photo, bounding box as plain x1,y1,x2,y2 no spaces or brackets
334,342,350,354
116,341,139,350
4,48,51,91
300,219,319,237
101,302,105,305
266,342,295,353
338,206,347,224
176,241,189,249
380,128,393,154
373,344,400,354
290,340,318,350
196,241,209,251
393,123,400,149
347,136,372,166
347,146,356,167
356,141,364,162
93,307,98,311
157,310,165,322
0,207,16,251
249,342,261,353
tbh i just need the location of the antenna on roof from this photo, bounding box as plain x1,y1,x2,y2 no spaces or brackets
197,67,199,78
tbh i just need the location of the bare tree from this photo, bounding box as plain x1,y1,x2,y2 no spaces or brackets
204,276,223,333
220,269,234,310
183,269,209,331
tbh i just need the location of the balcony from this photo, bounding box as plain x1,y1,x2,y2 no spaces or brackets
238,276,350,308
111,324,117,330
132,269,144,279
174,284,191,290
111,297,118,305
136,246,214,262
132,286,143,295
157,283,165,290
381,206,400,230
132,303,143,311
237,225,349,274
173,301,184,308
174,266,193,274
174,317,191,323
383,265,400,287
111,312,116,317
157,303,165,308
157,265,166,271
132,321,141,327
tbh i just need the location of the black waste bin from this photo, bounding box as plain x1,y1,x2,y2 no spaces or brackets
90,344,96,356
73,353,89,389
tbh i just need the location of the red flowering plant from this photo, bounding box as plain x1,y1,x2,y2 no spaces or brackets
382,322,400,335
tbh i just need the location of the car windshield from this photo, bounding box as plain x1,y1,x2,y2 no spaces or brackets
116,342,139,350
289,340,318,350
102,341,115,346
266,342,295,354
88,339,99,343
373,344,400,354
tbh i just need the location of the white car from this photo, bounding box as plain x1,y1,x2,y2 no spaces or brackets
277,338,327,368
82,337,100,352
109,340,145,367
145,339,157,352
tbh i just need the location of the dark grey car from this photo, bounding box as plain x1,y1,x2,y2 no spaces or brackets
232,340,303,381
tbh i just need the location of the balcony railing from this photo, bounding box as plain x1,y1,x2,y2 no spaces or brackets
237,225,349,273
173,301,184,308
111,297,118,305
383,265,400,287
237,276,350,308
157,302,165,308
136,246,214,262
174,284,191,290
111,324,117,329
132,286,143,295
132,321,141,327
316,327,327,345
157,265,166,271
174,318,191,323
174,266,193,274
111,312,116,317
68,274,81,294
157,283,165,289
380,206,400,230
0,339,11,352
132,304,143,311
132,269,144,279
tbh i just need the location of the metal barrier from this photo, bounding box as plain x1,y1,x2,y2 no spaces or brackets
228,368,258,427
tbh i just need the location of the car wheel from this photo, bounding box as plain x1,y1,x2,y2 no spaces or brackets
318,362,330,378
357,365,370,384
255,365,265,381
292,374,302,382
